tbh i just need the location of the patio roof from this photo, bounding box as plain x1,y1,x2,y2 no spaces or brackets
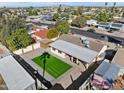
0,55,35,90
50,40,98,64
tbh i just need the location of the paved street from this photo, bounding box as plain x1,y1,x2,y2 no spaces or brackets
31,22,124,45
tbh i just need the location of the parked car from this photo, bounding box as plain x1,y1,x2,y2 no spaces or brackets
87,29,95,33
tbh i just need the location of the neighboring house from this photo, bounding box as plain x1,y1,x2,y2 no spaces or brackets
32,29,49,41
79,48,124,90
0,55,36,90
26,16,40,22
28,25,48,35
98,22,110,29
32,25,48,31
86,19,98,26
79,59,121,90
90,60,120,90
98,22,124,31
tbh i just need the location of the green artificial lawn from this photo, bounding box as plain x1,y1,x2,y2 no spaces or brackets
32,54,72,78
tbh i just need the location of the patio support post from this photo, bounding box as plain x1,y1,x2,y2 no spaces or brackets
76,58,79,65
71,56,73,62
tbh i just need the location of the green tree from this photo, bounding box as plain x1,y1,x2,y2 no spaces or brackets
0,17,26,46
72,7,83,16
56,20,70,34
47,28,59,39
27,7,38,16
61,13,69,20
71,16,86,28
6,28,33,51
72,10,80,15
96,12,113,22
53,13,59,21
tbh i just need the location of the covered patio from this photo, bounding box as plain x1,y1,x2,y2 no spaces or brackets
50,40,98,70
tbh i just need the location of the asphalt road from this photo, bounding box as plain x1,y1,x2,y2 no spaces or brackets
31,22,124,46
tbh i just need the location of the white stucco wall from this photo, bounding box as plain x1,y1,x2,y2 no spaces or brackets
13,42,41,55
91,45,107,62
13,49,23,55
33,42,40,49
97,45,107,57
50,47,66,58
23,45,32,53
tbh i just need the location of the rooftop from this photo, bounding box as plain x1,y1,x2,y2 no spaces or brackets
95,59,120,83
59,34,105,52
112,48,124,68
0,55,35,90
50,40,98,63
33,29,49,39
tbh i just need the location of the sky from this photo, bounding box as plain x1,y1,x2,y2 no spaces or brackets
0,2,124,8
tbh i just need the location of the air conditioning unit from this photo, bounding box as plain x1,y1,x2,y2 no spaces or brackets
80,36,90,48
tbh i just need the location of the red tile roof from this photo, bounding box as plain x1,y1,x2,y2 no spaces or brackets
33,29,49,39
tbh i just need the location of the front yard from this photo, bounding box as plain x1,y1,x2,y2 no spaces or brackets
32,54,72,78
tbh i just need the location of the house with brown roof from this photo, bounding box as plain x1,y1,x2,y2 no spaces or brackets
32,29,49,41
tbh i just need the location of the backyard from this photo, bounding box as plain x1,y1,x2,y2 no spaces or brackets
32,53,72,78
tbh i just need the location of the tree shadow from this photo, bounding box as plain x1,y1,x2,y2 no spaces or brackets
40,52,51,79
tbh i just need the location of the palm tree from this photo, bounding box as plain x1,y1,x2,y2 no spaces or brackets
113,2,116,7
105,2,108,7
112,2,116,12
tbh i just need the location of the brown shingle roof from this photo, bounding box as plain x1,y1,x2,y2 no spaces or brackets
112,48,124,68
59,34,104,52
